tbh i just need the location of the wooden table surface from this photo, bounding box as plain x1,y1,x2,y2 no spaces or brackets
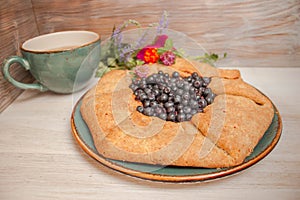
0,67,299,200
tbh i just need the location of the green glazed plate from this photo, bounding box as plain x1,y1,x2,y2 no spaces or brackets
71,93,282,183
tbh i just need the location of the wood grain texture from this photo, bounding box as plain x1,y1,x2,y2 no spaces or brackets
32,0,300,68
0,68,299,199
0,0,38,113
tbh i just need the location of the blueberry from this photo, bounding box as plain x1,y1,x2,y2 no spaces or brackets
192,72,198,79
140,94,148,101
159,113,167,120
133,79,140,85
147,93,155,101
186,76,192,82
199,87,206,93
193,80,202,88
172,71,180,78
183,106,192,114
186,113,193,121
176,104,184,111
164,87,171,94
170,85,177,92
144,88,151,94
176,80,184,88
153,89,160,97
177,109,184,114
174,95,181,103
166,106,175,113
163,77,170,84
167,113,176,121
191,109,197,115
183,83,190,91
143,100,150,107
176,89,184,96
190,99,198,108
168,96,174,102
146,76,155,84
198,98,208,108
150,101,157,107
154,106,163,115
206,93,216,104
182,92,190,100
170,78,177,83
203,77,211,85
147,85,153,90
136,106,144,113
140,83,147,89
177,113,186,122
195,89,202,97
203,88,211,96
182,99,189,106
129,84,138,91
197,108,204,113
190,93,197,101
143,107,154,116
156,77,162,84
158,84,165,91
131,71,215,122
159,93,168,103
168,91,174,97
134,89,143,96
189,87,195,94
164,101,174,108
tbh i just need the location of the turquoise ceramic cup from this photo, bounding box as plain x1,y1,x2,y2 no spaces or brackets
2,31,101,93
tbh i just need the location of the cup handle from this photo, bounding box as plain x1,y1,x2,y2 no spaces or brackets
2,56,48,92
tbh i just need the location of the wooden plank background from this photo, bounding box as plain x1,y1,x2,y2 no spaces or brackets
1,0,300,112
0,0,38,113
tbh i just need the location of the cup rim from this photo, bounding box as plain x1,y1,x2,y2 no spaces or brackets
21,30,100,54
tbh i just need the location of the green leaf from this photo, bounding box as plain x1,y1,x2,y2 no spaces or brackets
107,57,117,67
125,58,137,68
136,59,145,66
193,52,228,66
157,47,167,54
164,38,173,50
210,53,218,61
173,49,184,57
95,63,111,77
98,61,107,69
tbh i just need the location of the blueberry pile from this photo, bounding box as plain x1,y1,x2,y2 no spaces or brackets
129,71,216,122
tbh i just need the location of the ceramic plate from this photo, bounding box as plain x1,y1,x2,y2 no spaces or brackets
71,92,282,183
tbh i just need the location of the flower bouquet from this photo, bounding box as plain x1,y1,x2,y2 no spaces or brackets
96,11,226,78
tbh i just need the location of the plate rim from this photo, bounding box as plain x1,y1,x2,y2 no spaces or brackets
70,91,282,183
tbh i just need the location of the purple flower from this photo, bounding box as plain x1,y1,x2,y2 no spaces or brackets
134,65,149,78
157,11,169,34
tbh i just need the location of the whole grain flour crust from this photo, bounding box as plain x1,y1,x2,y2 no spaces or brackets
80,58,274,168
